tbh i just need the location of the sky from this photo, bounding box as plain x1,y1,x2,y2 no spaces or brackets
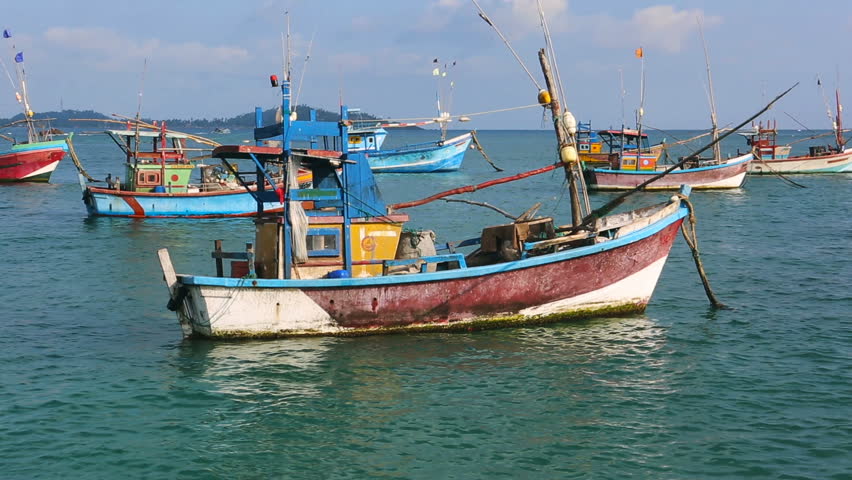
1,0,851,130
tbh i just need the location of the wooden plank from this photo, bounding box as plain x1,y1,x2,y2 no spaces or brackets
157,248,178,299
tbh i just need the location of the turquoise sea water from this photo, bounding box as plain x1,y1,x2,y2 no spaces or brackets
1,129,850,479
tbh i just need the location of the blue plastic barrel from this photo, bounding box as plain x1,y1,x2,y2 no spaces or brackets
326,269,351,279
153,185,166,193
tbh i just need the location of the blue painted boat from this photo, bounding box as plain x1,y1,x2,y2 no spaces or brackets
366,132,472,173
79,124,288,218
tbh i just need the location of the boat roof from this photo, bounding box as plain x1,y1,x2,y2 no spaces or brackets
212,144,283,160
598,129,648,138
106,129,190,139
212,145,345,164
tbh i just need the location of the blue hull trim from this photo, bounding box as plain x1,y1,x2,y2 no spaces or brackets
181,201,689,288
84,188,283,218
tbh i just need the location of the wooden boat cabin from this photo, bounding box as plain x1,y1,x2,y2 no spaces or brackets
738,121,793,160
597,128,660,171
105,123,194,193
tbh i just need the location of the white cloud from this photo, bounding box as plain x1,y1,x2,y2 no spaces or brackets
43,27,249,72
583,6,722,53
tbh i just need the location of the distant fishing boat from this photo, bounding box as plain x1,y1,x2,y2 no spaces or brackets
366,132,472,173
0,29,70,183
77,122,288,218
577,124,664,168
353,58,473,173
586,36,753,191
157,43,695,338
212,127,231,134
740,86,852,174
0,123,69,183
585,153,752,190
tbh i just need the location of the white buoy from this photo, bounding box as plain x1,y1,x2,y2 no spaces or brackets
562,111,577,136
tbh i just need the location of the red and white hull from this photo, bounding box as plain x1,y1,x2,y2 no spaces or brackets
164,199,687,338
0,141,68,183
587,153,752,190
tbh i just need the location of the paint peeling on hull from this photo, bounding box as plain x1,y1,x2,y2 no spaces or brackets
186,300,647,339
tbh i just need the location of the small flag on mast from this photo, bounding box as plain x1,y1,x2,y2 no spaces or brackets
14,52,23,63
2,29,11,38
634,47,644,59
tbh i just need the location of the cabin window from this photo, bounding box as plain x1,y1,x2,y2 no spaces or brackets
306,228,340,257
579,142,590,151
138,172,161,186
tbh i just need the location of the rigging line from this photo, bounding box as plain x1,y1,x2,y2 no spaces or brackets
816,74,834,131
782,111,814,133
349,103,542,124
537,0,567,117
0,55,16,92
471,0,542,91
294,29,316,109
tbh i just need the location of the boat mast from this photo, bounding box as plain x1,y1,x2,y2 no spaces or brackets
538,49,582,227
835,87,845,149
698,18,720,162
636,46,645,153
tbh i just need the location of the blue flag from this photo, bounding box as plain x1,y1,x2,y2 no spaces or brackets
2,29,10,38
14,52,23,63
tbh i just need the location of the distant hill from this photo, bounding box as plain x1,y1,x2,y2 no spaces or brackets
0,106,395,130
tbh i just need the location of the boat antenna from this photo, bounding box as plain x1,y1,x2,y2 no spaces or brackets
816,74,834,135
294,28,315,110
698,16,720,162
835,68,844,149
133,58,147,166
471,0,542,91
619,67,626,132
432,58,456,140
636,46,646,153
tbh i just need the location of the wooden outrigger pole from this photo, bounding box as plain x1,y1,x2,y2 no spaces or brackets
538,48,583,228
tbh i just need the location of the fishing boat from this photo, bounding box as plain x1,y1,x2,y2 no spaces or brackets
157,45,698,339
740,120,852,174
585,152,752,190
78,122,287,218
0,129,69,183
585,34,753,191
0,30,69,183
365,131,472,173
577,123,664,169
351,59,473,173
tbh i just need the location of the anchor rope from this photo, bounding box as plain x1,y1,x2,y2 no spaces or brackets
675,193,727,309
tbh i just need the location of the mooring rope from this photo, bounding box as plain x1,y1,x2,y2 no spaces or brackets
751,149,808,188
65,135,99,182
675,193,727,309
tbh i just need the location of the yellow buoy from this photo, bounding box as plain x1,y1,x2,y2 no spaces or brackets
537,89,551,106
560,145,578,164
